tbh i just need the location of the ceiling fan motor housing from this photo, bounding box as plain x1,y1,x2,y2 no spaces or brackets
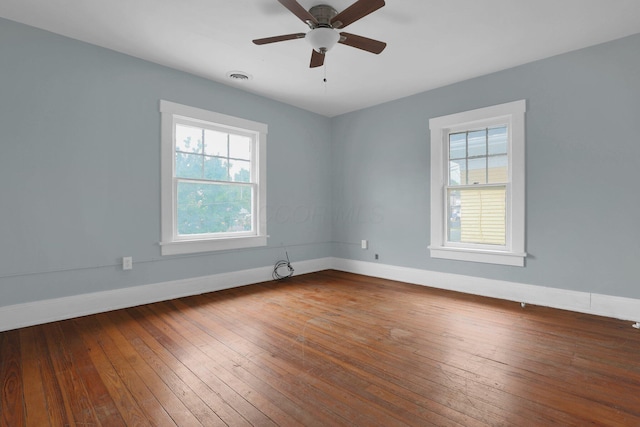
308,5,338,27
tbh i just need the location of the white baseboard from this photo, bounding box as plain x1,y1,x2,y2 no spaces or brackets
2,256,639,332
330,258,640,323
0,257,332,332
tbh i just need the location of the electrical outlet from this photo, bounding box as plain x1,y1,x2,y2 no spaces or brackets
122,256,133,270
361,239,368,249
375,253,379,260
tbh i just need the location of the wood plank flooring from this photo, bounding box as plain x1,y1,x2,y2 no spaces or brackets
2,270,640,426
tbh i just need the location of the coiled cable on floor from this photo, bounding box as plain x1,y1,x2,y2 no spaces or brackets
272,251,294,280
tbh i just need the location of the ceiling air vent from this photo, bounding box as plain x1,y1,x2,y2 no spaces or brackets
227,71,252,81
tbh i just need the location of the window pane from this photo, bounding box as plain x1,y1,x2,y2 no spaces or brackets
467,130,486,157
467,157,486,184
177,181,253,235
449,160,466,185
488,155,508,183
449,133,466,160
204,156,229,181
448,186,506,246
176,124,202,154
230,160,251,183
175,153,203,179
448,189,461,242
229,134,252,160
204,129,228,156
488,126,508,155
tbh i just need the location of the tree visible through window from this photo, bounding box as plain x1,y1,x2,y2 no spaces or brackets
175,124,253,236
160,100,267,256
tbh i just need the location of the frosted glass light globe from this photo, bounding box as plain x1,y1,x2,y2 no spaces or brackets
306,27,340,53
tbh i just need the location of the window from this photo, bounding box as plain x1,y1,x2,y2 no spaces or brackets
160,100,267,255
429,100,526,266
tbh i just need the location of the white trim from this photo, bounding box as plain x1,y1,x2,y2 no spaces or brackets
159,236,268,256
429,100,526,130
330,258,640,323
0,257,332,332
160,100,268,134
428,246,526,266
429,100,526,266
160,100,268,255
2,257,639,332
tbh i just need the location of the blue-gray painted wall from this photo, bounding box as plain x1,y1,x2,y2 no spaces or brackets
332,32,640,298
0,18,332,306
1,17,638,307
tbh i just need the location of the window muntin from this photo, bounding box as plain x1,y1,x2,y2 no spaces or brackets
429,100,526,266
447,126,508,247
174,121,255,239
160,100,267,256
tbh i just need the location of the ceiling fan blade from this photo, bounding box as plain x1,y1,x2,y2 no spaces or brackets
310,50,325,68
331,0,385,29
278,0,318,25
253,33,306,45
339,32,386,54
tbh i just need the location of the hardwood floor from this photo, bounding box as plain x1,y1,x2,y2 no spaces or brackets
2,270,640,426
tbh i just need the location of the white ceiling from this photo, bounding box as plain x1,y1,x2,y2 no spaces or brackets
2,0,640,117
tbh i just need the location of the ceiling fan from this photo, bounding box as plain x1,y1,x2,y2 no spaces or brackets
253,0,387,68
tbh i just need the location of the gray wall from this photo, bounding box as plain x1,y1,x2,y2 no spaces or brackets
331,33,640,299
1,17,639,308
0,18,332,306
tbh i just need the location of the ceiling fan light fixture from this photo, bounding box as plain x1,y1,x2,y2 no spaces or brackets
252,0,387,68
306,27,340,53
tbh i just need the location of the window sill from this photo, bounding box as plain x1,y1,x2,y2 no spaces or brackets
160,235,267,256
429,245,526,267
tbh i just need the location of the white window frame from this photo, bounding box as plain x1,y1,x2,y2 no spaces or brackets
159,100,267,256
429,100,526,266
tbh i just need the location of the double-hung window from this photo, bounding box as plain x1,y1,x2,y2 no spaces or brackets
160,100,267,255
429,100,526,266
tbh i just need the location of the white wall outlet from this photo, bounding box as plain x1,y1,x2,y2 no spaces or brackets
361,239,368,249
122,256,133,270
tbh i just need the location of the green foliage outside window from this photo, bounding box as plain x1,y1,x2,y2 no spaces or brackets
175,133,253,236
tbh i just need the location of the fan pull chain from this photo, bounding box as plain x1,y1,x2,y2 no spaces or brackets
323,63,328,92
